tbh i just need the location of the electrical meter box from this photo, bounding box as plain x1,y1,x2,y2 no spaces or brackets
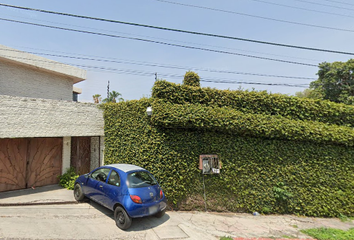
199,154,221,174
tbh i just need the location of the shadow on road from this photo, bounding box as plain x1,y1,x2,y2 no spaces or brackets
87,199,170,231
0,184,65,200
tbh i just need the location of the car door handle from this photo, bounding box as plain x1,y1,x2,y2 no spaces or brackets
99,185,103,188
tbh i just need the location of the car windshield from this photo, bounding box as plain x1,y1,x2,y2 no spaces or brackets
127,171,158,188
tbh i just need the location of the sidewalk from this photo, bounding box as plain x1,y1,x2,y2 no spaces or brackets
0,184,76,206
169,211,353,240
0,185,353,240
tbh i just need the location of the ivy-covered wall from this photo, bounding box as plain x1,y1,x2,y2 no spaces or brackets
152,80,354,127
103,81,354,217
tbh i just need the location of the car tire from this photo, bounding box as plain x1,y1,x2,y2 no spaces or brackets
73,184,85,201
114,206,132,230
155,210,165,218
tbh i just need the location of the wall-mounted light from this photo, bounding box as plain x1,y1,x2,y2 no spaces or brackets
146,106,153,116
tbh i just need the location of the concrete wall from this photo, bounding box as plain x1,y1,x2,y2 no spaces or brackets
0,95,104,138
0,60,74,101
0,44,86,84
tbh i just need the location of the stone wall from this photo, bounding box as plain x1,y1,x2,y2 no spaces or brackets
0,95,104,138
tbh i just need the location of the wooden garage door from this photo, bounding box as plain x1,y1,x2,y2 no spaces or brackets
0,139,27,192
0,138,62,192
26,138,63,188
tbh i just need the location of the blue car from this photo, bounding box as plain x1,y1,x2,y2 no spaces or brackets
73,164,167,230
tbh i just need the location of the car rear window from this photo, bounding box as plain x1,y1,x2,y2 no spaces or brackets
127,171,158,188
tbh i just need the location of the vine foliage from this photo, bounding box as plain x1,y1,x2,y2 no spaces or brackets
103,81,354,217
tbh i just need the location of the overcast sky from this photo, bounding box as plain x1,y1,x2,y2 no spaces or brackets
0,0,353,102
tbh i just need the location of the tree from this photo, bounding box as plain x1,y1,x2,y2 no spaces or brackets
103,91,124,103
92,94,102,103
183,71,200,87
310,59,354,105
294,89,322,99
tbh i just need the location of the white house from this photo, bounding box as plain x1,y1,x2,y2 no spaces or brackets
0,45,104,192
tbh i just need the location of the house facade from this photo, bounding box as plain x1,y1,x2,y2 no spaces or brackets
0,45,104,192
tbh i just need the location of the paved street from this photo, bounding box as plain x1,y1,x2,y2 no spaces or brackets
0,186,353,240
0,201,354,240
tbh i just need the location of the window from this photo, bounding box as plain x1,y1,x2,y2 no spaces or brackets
108,170,120,187
90,168,111,182
73,92,78,102
127,171,157,188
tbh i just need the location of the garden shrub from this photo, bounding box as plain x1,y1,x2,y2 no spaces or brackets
58,167,79,190
183,71,200,87
150,100,354,147
152,80,354,127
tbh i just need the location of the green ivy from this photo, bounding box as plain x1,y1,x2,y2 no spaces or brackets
150,100,354,147
102,81,354,217
152,80,354,127
183,71,201,87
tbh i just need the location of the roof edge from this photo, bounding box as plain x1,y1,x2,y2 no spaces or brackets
0,44,86,83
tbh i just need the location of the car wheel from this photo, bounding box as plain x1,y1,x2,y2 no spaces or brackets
155,210,165,218
73,184,85,201
114,206,132,230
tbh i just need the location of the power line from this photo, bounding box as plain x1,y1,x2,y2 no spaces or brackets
152,0,354,31
0,47,317,80
292,0,354,11
2,14,321,63
249,0,354,18
0,17,318,67
0,53,309,88
0,3,354,55
322,0,354,7
73,64,309,88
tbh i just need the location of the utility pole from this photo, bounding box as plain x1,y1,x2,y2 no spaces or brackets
155,73,157,81
107,81,110,99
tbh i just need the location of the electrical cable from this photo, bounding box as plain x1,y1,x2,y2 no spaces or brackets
322,0,354,7
0,53,309,88
248,0,354,18
0,3,354,55
2,13,322,63
0,17,318,67
152,0,354,31
0,47,317,80
292,0,354,11
80,65,309,87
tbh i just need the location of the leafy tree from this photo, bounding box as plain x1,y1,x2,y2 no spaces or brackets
92,94,102,103
183,71,200,87
310,59,354,105
295,89,322,99
103,91,124,103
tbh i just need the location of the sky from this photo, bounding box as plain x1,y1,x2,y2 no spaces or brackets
0,0,353,102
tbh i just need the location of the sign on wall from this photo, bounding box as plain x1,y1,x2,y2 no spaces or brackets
199,154,221,174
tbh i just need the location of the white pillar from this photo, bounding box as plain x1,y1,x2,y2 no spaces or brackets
62,137,71,174
90,137,100,171
100,136,105,166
